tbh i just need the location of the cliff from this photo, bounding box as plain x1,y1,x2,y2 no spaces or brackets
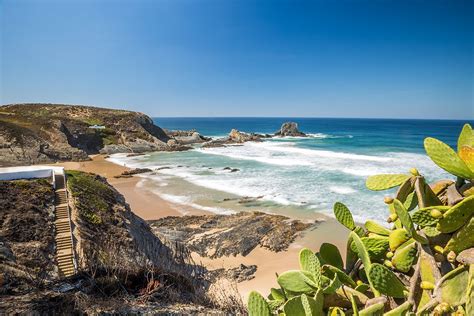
0,172,242,314
0,103,178,166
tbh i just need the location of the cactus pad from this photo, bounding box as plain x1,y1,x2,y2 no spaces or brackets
248,291,271,316
368,263,406,298
437,195,474,233
299,248,321,286
458,123,474,152
320,243,344,270
364,220,390,236
358,302,385,315
269,288,285,301
383,301,412,316
389,228,410,251
403,190,418,211
422,226,441,237
411,208,439,226
459,145,474,172
366,174,410,191
334,202,356,230
444,216,474,253
391,240,418,273
350,237,389,261
424,137,473,179
277,270,317,293
438,265,469,307
324,265,357,288
393,199,428,244
323,274,342,294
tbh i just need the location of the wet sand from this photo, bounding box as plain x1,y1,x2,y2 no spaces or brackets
54,155,348,300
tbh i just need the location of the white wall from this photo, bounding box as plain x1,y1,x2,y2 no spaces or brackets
0,166,64,188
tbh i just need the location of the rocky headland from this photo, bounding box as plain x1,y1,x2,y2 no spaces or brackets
0,103,199,167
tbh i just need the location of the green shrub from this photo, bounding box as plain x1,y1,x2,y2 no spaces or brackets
66,170,116,225
248,124,474,315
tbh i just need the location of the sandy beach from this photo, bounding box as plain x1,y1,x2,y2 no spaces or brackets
54,155,348,299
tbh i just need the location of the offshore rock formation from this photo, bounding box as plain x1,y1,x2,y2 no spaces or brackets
274,122,306,137
0,103,188,167
202,129,271,148
165,129,211,145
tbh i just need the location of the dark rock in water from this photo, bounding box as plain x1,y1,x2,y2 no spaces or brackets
274,122,306,137
149,211,314,258
114,168,152,178
201,141,227,148
223,167,239,172
155,166,172,171
238,196,264,204
126,153,146,157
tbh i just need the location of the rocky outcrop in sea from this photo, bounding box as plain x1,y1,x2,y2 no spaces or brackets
274,121,307,137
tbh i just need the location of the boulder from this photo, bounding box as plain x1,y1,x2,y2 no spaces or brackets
229,129,263,143
274,122,306,137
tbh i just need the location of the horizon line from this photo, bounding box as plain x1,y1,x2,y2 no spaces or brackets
153,116,472,122
1,102,471,121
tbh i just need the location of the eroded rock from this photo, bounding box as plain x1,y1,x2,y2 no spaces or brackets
149,211,315,258
274,122,306,137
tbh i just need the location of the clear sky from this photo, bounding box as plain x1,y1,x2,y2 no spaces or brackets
1,0,473,119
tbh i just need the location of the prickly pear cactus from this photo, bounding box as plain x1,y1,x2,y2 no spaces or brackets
333,202,356,230
424,137,473,180
320,243,344,270
248,291,271,316
437,195,474,233
368,263,406,298
247,124,473,315
365,220,390,236
366,174,410,191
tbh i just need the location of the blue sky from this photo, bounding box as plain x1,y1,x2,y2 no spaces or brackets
1,0,472,119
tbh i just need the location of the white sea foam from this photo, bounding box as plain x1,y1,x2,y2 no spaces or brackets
248,142,391,162
329,186,357,194
105,138,453,224
307,133,353,139
159,193,235,215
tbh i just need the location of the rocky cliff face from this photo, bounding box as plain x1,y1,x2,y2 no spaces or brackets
0,172,241,314
0,103,176,166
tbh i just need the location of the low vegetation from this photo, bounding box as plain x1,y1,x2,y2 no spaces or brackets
66,170,116,224
248,124,473,315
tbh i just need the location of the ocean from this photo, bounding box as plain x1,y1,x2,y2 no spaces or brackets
108,118,470,223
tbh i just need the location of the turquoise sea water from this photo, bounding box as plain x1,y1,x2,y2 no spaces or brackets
109,118,470,223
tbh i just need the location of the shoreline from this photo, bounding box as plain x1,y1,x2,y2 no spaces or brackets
53,154,348,299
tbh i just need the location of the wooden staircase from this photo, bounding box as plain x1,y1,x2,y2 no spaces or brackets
54,173,77,278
